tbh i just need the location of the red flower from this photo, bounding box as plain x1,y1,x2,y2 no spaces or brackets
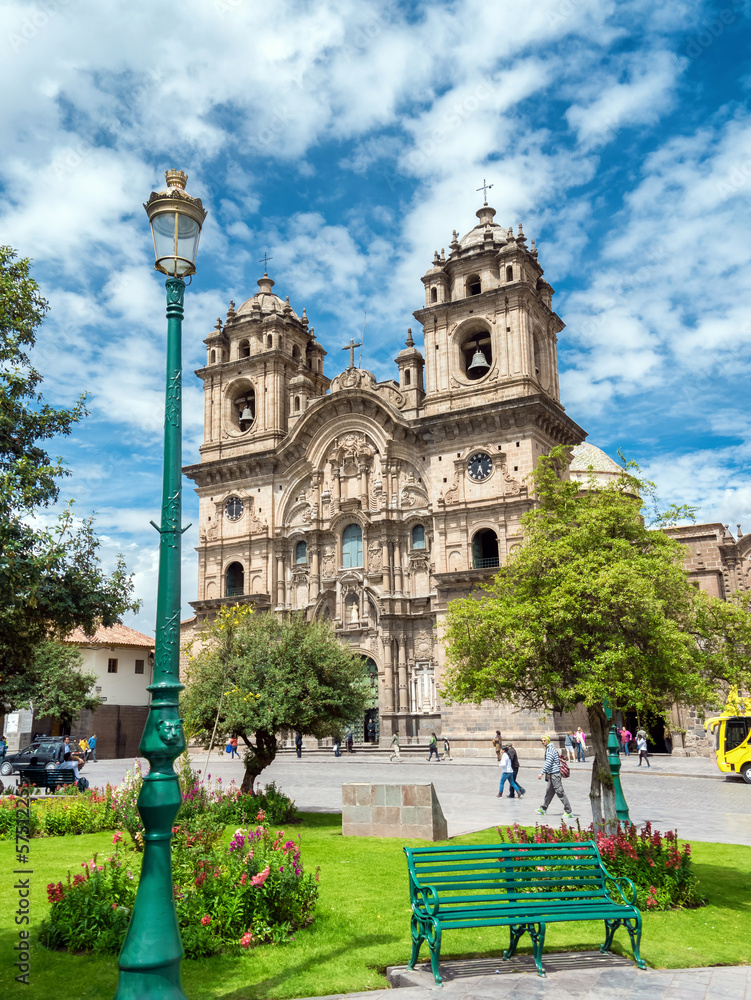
201,915,211,926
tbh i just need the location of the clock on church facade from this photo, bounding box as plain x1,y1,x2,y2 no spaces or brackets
181,202,588,753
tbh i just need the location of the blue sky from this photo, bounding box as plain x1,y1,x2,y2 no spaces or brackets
2,0,751,636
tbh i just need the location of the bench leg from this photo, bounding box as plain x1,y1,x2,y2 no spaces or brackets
425,919,443,985
601,916,647,971
503,924,525,961
407,915,425,972
503,923,547,977
601,918,619,954
528,922,547,977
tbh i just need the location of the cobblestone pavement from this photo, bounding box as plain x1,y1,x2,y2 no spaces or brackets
292,955,751,1000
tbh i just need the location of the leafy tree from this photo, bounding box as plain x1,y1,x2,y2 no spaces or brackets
4,641,99,729
0,247,140,714
182,607,371,793
442,446,751,833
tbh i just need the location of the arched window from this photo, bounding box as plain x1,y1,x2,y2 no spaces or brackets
533,332,542,379
430,287,438,303
506,265,513,282
235,388,255,431
210,349,216,364
342,523,363,568
267,334,273,348
238,339,250,359
467,273,481,296
292,345,300,361
225,562,244,597
404,369,411,387
295,540,307,565
412,524,426,550
461,329,492,381
472,530,499,569
294,395,300,412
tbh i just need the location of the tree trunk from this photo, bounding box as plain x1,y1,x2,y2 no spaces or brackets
586,703,618,836
240,729,277,795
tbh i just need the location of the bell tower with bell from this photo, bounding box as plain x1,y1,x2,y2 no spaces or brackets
413,196,564,417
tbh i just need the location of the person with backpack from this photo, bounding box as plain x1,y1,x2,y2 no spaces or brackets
498,745,525,798
536,735,575,820
427,732,440,762
505,742,520,797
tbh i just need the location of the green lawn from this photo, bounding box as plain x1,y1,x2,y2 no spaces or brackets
0,814,749,1000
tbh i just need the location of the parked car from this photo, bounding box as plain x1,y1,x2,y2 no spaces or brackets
0,737,70,776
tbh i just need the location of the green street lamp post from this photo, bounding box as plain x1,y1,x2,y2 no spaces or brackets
603,699,631,826
116,170,207,1000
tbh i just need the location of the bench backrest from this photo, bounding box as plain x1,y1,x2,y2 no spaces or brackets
405,841,608,906
45,769,77,784
21,768,50,784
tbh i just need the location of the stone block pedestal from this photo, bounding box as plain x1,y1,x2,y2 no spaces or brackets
342,782,448,840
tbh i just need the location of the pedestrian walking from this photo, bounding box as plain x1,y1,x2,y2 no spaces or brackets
620,727,632,756
492,730,503,761
0,735,7,762
506,742,520,797
333,734,341,757
229,736,240,759
390,730,401,762
564,732,575,762
536,735,575,820
427,731,440,762
497,746,525,798
295,731,303,758
442,735,452,761
637,733,651,767
345,726,354,753
88,734,97,762
663,725,673,755
575,727,586,762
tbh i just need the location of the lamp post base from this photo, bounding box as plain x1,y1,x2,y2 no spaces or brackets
115,967,186,1000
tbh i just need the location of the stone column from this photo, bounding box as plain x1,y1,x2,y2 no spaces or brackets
383,637,394,713
398,636,409,713
276,554,284,606
394,538,403,595
382,537,391,593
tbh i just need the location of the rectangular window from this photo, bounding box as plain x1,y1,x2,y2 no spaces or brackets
107,658,118,673
135,659,145,675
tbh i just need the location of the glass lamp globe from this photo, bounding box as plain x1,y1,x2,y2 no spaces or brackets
144,170,207,277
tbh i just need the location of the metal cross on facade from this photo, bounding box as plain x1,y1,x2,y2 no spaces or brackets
259,252,272,274
476,179,493,204
342,337,362,370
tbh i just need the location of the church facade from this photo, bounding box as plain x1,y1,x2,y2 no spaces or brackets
181,199,592,751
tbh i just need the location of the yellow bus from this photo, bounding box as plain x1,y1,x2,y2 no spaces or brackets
705,716,751,783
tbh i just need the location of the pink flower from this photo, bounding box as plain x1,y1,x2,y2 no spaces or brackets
250,865,270,887
112,903,118,909
112,831,123,844
201,914,211,926
240,931,253,948
256,810,266,822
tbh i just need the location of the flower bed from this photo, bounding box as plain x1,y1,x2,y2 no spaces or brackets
498,821,704,910
0,755,297,843
40,819,319,958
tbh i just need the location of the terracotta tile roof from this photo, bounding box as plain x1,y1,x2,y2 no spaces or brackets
65,623,155,649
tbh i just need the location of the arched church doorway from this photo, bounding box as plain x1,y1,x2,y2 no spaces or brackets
362,657,379,743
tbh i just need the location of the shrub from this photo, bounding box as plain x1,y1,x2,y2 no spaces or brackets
39,821,319,958
0,786,119,839
498,821,705,910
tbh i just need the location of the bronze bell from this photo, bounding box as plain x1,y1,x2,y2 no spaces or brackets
239,405,253,424
467,348,489,372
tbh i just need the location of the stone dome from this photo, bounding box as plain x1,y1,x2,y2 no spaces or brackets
569,443,622,485
236,275,301,321
458,204,508,251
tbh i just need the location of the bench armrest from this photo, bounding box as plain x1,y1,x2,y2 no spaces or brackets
604,873,637,907
411,879,440,917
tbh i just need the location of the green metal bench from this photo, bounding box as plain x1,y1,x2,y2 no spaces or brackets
404,840,647,983
20,767,77,791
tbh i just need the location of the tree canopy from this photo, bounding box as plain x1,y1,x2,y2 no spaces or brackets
442,447,751,831
0,246,140,714
182,607,371,792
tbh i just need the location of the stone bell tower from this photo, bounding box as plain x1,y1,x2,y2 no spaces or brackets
414,201,563,416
